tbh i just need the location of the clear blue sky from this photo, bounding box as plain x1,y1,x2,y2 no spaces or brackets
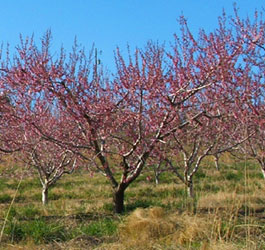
0,1,264,72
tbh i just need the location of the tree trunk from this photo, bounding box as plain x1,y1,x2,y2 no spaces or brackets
42,185,49,205
214,155,220,171
186,177,197,213
155,171,160,185
261,165,265,180
187,179,194,198
113,186,126,214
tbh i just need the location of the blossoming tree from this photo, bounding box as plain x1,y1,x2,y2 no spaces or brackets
0,7,263,213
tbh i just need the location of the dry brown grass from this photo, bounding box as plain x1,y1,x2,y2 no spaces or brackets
101,207,208,249
119,207,176,241
96,203,264,250
98,206,178,250
197,191,243,209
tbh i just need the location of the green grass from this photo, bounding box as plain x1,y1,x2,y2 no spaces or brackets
0,193,12,203
125,199,163,212
0,160,264,249
0,178,8,190
80,218,118,237
18,205,42,219
4,219,67,244
199,183,221,193
19,178,40,193
224,171,243,181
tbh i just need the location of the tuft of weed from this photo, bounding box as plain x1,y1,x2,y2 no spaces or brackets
225,172,243,181
80,218,117,237
200,183,221,193
6,181,20,190
174,187,187,197
19,178,40,193
6,207,18,220
18,205,41,219
4,220,24,243
248,172,264,179
0,178,8,190
137,187,154,197
56,181,74,190
0,194,12,203
4,219,67,244
103,202,114,212
125,199,163,212
30,193,42,202
194,170,206,181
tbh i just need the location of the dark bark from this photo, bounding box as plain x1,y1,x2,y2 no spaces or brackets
113,185,126,213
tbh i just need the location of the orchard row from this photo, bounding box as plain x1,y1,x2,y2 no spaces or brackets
0,8,264,213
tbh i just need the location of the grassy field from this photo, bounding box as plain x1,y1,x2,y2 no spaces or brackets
0,159,264,249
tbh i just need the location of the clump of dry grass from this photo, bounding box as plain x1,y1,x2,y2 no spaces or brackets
119,206,176,243
170,213,210,245
115,207,213,249
103,203,264,250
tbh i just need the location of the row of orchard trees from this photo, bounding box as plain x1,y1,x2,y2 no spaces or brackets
0,8,264,213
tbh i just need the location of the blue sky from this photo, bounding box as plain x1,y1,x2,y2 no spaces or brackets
0,1,264,72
